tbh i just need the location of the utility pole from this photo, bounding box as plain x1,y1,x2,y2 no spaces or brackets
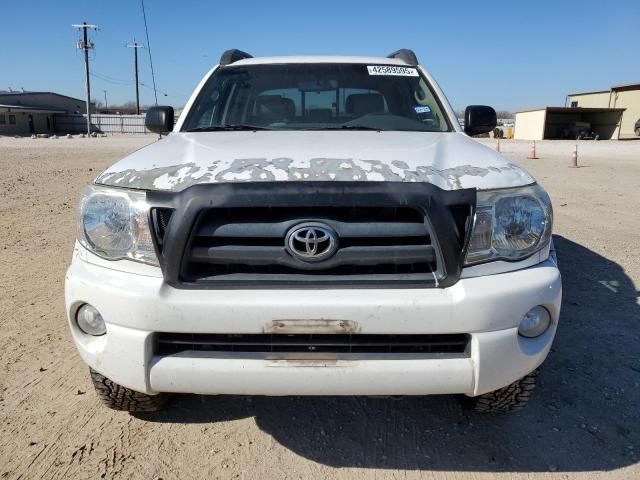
127,42,145,114
72,22,97,135
103,90,108,111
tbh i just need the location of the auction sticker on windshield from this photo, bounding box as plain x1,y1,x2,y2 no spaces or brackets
367,65,419,77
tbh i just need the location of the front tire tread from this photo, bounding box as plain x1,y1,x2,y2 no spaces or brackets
89,368,168,412
466,370,538,413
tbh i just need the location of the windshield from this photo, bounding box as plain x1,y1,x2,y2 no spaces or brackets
182,63,452,132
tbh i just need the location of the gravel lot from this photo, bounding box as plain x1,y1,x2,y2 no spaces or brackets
0,135,638,480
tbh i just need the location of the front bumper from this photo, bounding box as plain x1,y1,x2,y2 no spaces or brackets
65,247,562,397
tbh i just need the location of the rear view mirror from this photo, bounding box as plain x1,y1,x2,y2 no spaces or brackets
464,105,497,136
298,80,339,92
145,106,174,134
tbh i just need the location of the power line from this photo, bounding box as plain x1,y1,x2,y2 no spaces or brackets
140,0,158,105
72,22,98,135
91,68,134,84
139,82,170,97
90,71,134,86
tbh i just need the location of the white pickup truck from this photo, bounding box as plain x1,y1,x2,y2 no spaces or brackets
65,49,561,414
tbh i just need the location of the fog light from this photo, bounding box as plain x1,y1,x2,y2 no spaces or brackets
76,304,106,336
518,306,551,338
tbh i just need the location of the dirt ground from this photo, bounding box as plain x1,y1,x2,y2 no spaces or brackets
0,135,638,480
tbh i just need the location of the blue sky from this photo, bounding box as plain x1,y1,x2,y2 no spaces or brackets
2,0,639,111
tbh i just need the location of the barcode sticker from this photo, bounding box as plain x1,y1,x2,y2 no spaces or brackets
414,105,432,114
367,65,419,77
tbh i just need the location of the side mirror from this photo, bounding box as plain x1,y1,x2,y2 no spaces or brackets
145,106,174,134
464,105,497,136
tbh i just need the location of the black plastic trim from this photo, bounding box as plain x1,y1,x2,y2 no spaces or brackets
219,49,253,66
155,332,471,357
387,49,419,66
146,182,475,289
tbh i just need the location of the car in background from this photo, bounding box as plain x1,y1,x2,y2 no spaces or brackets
562,121,599,140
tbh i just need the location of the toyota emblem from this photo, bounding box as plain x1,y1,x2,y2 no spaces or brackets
286,223,338,262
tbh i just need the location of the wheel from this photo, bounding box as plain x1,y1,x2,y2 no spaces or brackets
635,128,640,137
464,370,538,413
89,368,169,412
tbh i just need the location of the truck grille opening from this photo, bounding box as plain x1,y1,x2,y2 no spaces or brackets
180,206,439,286
150,208,174,252
147,182,476,289
155,333,470,357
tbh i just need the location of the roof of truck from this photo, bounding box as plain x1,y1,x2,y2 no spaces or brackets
230,56,413,66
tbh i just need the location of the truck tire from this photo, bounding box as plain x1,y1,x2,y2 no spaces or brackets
464,370,538,413
635,128,640,137
89,368,169,412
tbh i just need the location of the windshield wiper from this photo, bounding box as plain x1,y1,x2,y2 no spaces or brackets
307,125,384,131
185,124,272,132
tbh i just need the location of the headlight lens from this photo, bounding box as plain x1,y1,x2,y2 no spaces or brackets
518,306,551,338
76,304,107,336
465,184,552,265
77,185,159,266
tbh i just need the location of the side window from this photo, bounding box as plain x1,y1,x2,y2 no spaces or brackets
0,114,5,124
412,79,443,130
570,101,578,108
9,115,16,125
193,88,224,128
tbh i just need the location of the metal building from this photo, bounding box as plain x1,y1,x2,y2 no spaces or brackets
0,91,93,136
568,83,640,138
0,104,65,136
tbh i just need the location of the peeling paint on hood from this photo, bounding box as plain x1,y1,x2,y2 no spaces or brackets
95,131,535,192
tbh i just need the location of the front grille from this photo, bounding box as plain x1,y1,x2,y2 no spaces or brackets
155,333,471,358
147,182,476,288
151,208,174,252
181,206,438,285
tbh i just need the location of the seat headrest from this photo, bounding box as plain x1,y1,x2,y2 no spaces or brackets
345,93,385,116
254,95,295,121
308,109,333,122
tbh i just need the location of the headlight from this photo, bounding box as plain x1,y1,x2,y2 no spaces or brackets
77,185,159,266
465,184,552,265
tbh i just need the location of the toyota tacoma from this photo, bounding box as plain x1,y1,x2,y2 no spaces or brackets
65,49,561,413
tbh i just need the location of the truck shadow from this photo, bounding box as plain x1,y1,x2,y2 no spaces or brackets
138,235,640,473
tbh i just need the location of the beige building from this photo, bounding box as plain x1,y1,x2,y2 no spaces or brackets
568,83,640,138
514,107,624,140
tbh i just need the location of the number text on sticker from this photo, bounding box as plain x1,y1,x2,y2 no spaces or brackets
367,66,419,77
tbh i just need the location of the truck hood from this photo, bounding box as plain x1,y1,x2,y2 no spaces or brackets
96,131,534,192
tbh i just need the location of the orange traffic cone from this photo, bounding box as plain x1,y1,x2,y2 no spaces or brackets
527,141,538,159
570,143,579,168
